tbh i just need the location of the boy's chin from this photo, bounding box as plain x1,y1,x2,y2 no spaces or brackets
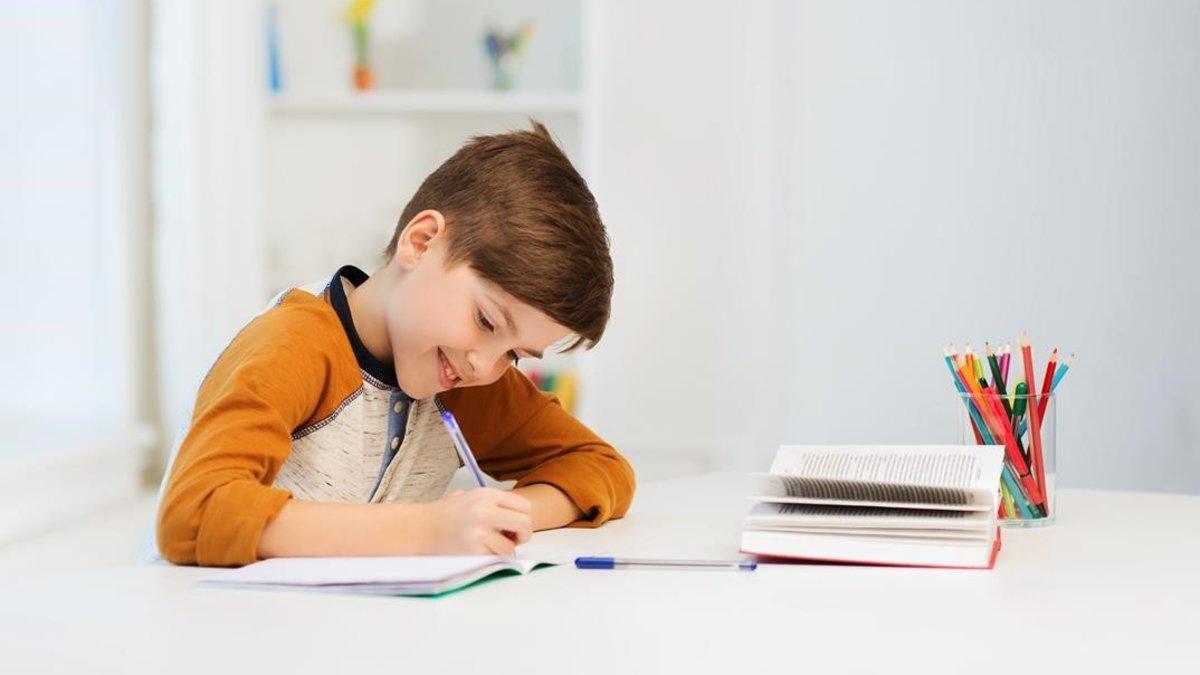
405,383,437,400
392,372,432,400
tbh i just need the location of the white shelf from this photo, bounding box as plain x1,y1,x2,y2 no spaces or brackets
269,90,585,116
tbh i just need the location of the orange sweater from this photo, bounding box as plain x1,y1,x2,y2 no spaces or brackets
157,274,635,566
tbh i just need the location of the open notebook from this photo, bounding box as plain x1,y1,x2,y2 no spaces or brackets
740,445,1005,569
198,556,550,597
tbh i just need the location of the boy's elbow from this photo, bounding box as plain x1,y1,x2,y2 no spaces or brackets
607,450,637,519
156,492,200,565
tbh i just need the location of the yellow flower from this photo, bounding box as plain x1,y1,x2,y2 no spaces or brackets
343,0,376,24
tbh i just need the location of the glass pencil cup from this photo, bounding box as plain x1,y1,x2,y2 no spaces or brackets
958,391,1056,528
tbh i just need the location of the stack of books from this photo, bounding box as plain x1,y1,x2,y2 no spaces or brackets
740,445,1004,569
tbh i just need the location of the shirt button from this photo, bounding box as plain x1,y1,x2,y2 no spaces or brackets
394,402,404,414
390,436,400,450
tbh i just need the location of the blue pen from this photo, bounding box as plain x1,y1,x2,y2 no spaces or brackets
575,557,757,571
435,399,486,487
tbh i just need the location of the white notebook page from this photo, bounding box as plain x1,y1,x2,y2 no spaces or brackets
198,555,538,587
769,445,1004,490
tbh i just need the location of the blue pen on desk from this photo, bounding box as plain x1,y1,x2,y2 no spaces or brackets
575,557,757,571
435,399,486,487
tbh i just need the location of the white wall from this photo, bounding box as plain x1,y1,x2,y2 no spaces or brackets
772,0,1200,493
583,1,778,477
587,0,1199,493
151,0,271,435
0,0,139,428
143,0,1200,493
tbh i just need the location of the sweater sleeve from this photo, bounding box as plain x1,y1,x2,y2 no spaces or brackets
442,369,636,527
156,295,348,566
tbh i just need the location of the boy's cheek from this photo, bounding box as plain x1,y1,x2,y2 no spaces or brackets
478,364,508,386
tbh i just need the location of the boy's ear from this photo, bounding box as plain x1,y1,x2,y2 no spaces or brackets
393,210,446,270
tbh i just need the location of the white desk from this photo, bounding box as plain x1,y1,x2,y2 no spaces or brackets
1,472,1197,674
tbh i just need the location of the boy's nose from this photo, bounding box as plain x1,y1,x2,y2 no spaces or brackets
465,348,507,380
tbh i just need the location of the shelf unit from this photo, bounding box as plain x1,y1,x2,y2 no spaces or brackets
260,0,595,286
269,90,585,116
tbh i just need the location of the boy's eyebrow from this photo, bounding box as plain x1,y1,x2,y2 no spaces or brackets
489,295,543,359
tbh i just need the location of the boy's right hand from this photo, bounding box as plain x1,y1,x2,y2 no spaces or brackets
416,488,532,556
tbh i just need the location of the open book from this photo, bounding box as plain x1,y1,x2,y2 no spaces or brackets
740,445,1004,569
197,555,549,597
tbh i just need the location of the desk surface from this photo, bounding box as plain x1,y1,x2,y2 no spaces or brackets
1,472,1197,674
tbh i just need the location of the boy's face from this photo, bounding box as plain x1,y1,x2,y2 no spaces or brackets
380,211,571,400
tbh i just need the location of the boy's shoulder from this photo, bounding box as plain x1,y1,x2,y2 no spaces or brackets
258,285,339,336
219,285,349,372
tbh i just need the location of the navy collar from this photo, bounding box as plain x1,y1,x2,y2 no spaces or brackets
327,265,405,392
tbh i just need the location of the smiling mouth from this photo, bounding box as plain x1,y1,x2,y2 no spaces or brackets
437,348,462,388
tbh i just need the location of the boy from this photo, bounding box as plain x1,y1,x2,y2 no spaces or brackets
156,121,635,566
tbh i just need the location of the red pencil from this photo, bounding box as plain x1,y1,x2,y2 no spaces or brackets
999,344,1011,384
1021,333,1048,502
1037,348,1059,422
956,362,1045,507
982,386,1045,507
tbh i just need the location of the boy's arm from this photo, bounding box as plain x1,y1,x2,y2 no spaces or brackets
256,488,533,558
511,483,584,531
443,368,637,529
155,303,349,566
159,298,536,564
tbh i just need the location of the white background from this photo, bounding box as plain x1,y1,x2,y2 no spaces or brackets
2,0,1196,497
583,0,1200,493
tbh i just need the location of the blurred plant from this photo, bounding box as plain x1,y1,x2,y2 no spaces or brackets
343,0,377,90
483,22,534,91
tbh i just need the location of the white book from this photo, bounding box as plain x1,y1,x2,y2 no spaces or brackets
741,445,1004,569
197,556,548,597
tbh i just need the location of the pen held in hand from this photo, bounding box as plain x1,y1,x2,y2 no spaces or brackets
435,398,486,488
436,398,521,543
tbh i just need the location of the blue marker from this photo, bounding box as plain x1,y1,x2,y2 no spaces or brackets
435,399,486,487
575,557,757,571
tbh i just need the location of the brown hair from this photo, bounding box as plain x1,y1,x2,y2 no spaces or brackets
385,120,612,351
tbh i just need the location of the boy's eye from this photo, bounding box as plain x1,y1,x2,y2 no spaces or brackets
477,310,519,364
477,311,494,332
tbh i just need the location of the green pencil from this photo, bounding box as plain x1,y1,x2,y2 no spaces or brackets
986,343,1011,418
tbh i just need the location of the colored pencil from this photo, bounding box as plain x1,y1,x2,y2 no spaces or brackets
999,482,1013,518
1037,348,1058,421
983,384,1045,507
955,354,1045,507
943,348,985,444
985,343,1011,418
1050,353,1073,393
942,348,1038,517
1020,333,1048,508
1012,381,1033,464
1032,353,1073,426
1000,468,1034,518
